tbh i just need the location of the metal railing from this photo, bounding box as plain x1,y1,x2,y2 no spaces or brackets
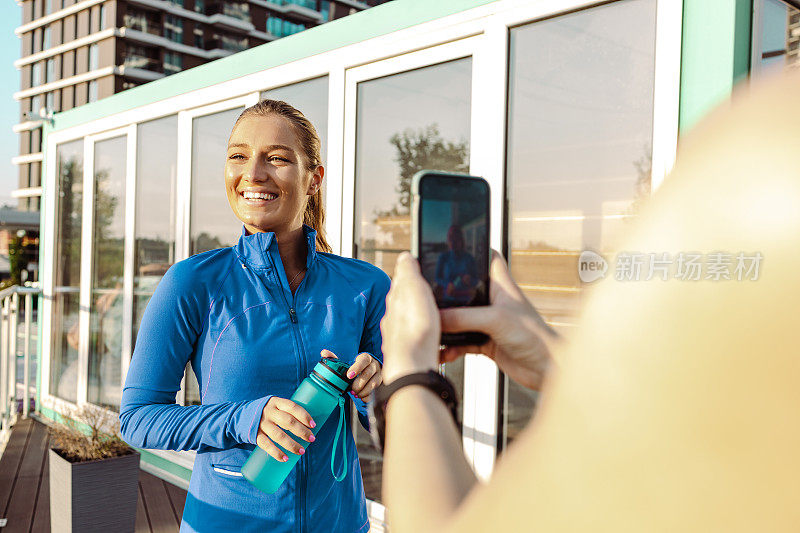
0,285,41,440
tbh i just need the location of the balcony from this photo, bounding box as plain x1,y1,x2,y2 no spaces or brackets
206,1,255,31
205,35,249,53
123,54,162,73
123,14,162,37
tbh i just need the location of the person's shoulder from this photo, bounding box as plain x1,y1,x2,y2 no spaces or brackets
317,252,391,292
158,247,235,296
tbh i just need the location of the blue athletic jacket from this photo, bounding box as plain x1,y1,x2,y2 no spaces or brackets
120,226,390,533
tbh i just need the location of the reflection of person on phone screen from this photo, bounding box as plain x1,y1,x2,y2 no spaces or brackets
434,225,478,306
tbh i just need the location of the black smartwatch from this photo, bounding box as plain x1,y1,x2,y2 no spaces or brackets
368,370,459,454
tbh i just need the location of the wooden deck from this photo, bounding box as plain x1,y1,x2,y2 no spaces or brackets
0,417,187,532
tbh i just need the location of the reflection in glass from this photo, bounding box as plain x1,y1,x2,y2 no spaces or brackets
261,76,329,168
88,136,127,410
503,0,657,446
51,293,80,403
354,58,472,503
262,77,329,204
191,107,244,255
54,141,83,288
51,140,83,402
755,0,800,73
134,116,178,344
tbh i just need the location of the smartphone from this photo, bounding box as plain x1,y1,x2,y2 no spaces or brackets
411,171,490,346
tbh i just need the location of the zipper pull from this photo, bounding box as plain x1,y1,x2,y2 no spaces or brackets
289,308,298,324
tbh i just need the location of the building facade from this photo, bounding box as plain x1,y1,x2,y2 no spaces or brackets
30,0,800,530
13,0,391,213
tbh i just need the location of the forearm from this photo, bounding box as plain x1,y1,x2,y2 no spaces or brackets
120,391,271,452
383,386,477,533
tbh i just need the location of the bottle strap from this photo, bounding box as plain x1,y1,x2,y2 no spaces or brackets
330,396,348,481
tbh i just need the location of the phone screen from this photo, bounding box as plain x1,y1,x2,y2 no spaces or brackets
418,175,490,309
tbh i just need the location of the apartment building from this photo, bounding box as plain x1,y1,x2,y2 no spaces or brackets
12,0,391,213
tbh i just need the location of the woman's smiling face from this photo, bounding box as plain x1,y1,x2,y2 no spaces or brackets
225,113,323,235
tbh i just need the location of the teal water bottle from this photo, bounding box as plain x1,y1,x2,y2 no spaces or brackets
242,359,353,493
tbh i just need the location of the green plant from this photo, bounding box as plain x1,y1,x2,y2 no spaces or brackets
48,405,133,463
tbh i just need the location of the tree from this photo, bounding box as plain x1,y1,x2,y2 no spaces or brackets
57,158,83,286
383,124,470,216
91,168,123,288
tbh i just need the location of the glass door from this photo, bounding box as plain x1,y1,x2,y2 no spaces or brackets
342,36,483,505
501,0,659,447
87,133,128,410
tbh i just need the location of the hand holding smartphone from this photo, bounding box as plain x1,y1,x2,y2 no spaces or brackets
411,171,491,346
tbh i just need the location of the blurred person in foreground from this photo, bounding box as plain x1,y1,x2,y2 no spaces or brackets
378,69,800,532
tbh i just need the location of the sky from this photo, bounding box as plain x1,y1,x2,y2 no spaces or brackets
0,3,21,209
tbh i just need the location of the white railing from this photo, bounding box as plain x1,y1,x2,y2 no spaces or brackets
0,285,41,441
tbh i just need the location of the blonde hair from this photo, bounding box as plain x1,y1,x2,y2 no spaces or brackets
233,99,332,253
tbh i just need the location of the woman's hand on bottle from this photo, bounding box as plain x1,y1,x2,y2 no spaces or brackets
321,349,382,401
257,397,317,462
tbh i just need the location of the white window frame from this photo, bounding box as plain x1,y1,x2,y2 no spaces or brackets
80,127,129,407
341,36,496,479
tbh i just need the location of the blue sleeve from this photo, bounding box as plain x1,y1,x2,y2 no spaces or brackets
352,270,391,430
119,261,271,453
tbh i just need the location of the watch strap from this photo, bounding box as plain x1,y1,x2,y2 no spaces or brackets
369,370,459,453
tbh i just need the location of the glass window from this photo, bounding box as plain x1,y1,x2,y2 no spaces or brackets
190,107,244,255
46,91,54,111
221,1,250,22
267,16,306,38
134,116,177,346
46,58,55,83
261,75,329,174
754,0,800,73
125,8,162,36
353,58,472,503
88,80,98,102
123,43,160,72
32,62,42,86
43,25,51,49
164,51,183,74
99,4,106,30
164,14,184,43
502,0,657,447
89,43,99,70
194,28,204,48
52,140,84,402
283,0,315,10
88,136,127,409
31,95,42,117
267,16,281,36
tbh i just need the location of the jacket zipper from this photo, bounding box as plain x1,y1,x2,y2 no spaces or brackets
263,254,310,533
291,283,311,533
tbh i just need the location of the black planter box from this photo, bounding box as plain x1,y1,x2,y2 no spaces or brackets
49,448,140,533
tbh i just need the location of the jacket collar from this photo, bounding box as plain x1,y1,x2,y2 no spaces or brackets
234,225,318,270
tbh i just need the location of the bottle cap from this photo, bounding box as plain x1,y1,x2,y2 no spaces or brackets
312,359,353,394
